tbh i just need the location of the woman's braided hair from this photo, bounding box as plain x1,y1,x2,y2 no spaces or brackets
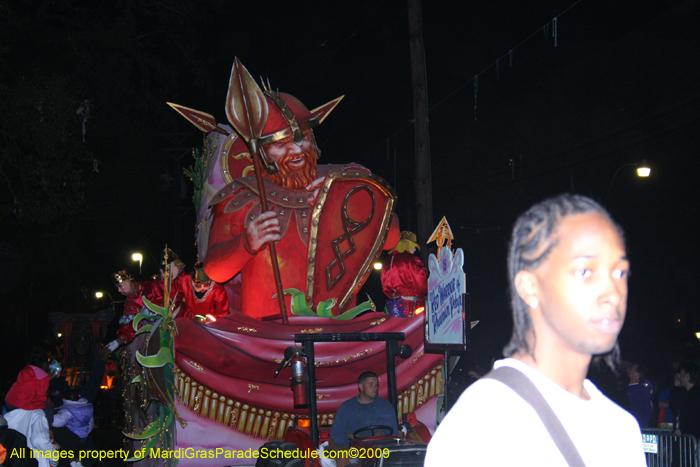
503,194,625,370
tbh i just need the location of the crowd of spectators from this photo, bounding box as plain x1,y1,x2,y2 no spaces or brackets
1,346,109,467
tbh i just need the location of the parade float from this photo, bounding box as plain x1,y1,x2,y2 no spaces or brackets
122,58,449,467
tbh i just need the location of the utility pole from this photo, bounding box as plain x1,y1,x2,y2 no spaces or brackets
408,0,434,264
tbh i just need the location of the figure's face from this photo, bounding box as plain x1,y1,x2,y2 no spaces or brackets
359,377,379,401
160,264,183,279
262,131,318,190
627,364,640,384
265,132,315,170
193,280,211,293
680,369,692,389
117,280,134,296
522,212,629,358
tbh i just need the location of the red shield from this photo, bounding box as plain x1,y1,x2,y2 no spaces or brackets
306,171,396,312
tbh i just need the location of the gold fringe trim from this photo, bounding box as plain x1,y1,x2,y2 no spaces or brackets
271,347,374,367
175,364,442,440
396,364,443,420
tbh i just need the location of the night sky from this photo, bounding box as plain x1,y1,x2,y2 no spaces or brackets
1,0,698,382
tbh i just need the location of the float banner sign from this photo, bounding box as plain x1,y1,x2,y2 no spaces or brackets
426,246,466,347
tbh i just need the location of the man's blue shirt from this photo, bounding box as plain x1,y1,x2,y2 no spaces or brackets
330,396,398,447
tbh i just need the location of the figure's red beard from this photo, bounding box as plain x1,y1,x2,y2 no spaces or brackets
262,150,318,191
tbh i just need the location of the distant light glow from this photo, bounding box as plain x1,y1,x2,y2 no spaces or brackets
95,292,104,298
696,332,700,341
57,333,62,338
637,166,651,177
373,262,382,270
132,253,143,262
100,375,115,390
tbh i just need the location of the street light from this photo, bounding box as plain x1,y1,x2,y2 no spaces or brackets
132,253,143,275
605,161,651,203
95,290,122,308
637,160,651,177
95,291,115,304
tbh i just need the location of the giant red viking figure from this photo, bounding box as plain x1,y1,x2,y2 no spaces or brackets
198,59,400,319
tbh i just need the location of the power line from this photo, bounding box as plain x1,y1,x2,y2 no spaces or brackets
355,0,586,162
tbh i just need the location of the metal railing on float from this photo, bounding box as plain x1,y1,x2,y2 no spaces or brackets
642,428,699,467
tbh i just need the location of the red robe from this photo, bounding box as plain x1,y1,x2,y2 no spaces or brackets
116,280,164,344
205,165,399,320
380,251,428,317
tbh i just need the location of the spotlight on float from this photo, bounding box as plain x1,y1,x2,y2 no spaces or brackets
373,262,382,270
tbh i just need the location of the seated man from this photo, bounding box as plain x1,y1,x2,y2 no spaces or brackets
330,372,399,449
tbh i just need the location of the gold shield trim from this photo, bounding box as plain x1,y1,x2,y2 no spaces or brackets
220,133,252,185
306,171,396,310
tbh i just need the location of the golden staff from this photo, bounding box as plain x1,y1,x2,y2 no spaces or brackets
223,58,288,324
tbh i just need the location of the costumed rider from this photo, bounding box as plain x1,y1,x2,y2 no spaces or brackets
159,248,185,281
204,64,399,319
175,261,230,322
159,248,187,312
105,270,163,352
380,231,428,318
330,372,399,449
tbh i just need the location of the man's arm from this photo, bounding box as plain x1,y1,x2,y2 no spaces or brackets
51,409,72,428
79,358,107,404
330,401,352,447
205,204,281,283
669,386,686,413
141,280,164,307
210,286,230,318
377,398,399,436
114,294,140,345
